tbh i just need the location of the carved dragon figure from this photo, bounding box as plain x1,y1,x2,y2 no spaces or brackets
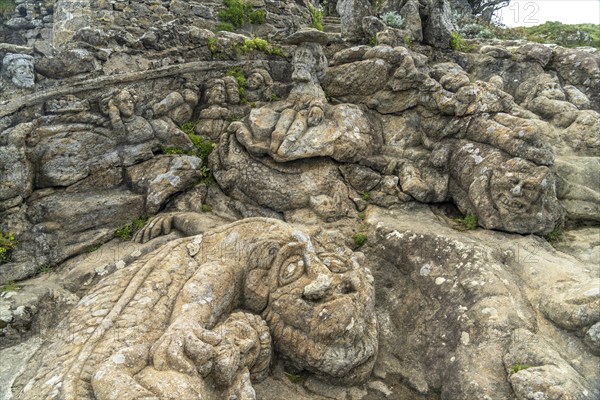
12,217,378,399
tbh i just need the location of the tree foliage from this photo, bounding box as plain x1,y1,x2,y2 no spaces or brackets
452,0,510,22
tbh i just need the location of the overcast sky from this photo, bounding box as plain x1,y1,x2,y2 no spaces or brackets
496,0,600,26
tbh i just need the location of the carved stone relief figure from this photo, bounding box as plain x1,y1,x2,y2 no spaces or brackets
433,140,563,234
1,53,35,92
194,78,235,140
231,28,376,163
12,218,377,399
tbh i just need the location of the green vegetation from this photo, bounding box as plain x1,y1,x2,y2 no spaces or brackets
308,4,323,31
269,93,280,102
357,212,366,220
207,37,218,55
450,32,475,52
369,35,378,47
218,0,266,31
0,231,16,264
352,233,368,248
37,264,54,275
170,122,217,184
86,244,100,253
456,214,478,230
362,192,371,202
511,364,532,374
1,281,20,292
404,35,413,48
240,37,285,57
226,67,248,100
0,0,15,16
381,11,404,29
201,204,213,213
544,224,563,244
515,22,600,49
372,0,384,14
459,23,494,39
284,372,305,384
115,216,148,241
453,14,600,50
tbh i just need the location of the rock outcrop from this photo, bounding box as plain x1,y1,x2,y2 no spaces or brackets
0,1,598,399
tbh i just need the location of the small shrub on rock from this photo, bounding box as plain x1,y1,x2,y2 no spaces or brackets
308,4,324,31
0,231,16,264
460,23,495,39
450,32,475,52
381,11,404,29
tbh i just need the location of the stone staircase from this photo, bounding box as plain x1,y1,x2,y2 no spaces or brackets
323,16,341,34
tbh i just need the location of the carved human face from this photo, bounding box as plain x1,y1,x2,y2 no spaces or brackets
490,158,550,215
292,46,317,83
115,91,135,118
262,230,377,382
538,81,565,101
207,84,226,105
10,59,35,89
247,73,264,90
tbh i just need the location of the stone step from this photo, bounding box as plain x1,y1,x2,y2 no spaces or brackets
323,17,341,24
323,24,341,33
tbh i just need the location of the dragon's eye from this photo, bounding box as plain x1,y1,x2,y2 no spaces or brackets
279,256,305,286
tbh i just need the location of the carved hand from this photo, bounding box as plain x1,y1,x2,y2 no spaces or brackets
133,214,175,243
151,319,221,376
308,105,324,127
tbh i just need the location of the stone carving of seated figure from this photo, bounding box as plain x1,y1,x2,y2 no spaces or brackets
1,53,35,92
232,28,376,163
194,78,238,140
107,89,155,145
432,140,564,234
11,218,378,399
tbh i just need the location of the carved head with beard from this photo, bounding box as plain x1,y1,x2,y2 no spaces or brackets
242,226,378,384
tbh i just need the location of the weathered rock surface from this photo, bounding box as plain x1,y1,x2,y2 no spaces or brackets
1,1,599,399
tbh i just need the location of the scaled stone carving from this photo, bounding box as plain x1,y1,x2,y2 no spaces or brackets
12,218,378,399
435,140,563,234
1,53,35,90
232,29,376,163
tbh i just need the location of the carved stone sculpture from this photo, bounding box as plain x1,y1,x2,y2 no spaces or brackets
516,73,579,120
232,29,376,163
152,87,199,126
12,218,378,399
106,89,155,146
2,53,35,90
211,131,355,221
195,78,236,140
434,140,563,234
245,68,274,104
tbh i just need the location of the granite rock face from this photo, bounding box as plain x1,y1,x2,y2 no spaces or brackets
0,1,599,399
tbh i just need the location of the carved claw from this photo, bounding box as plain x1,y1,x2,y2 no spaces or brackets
151,321,219,376
308,106,324,127
133,215,174,243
